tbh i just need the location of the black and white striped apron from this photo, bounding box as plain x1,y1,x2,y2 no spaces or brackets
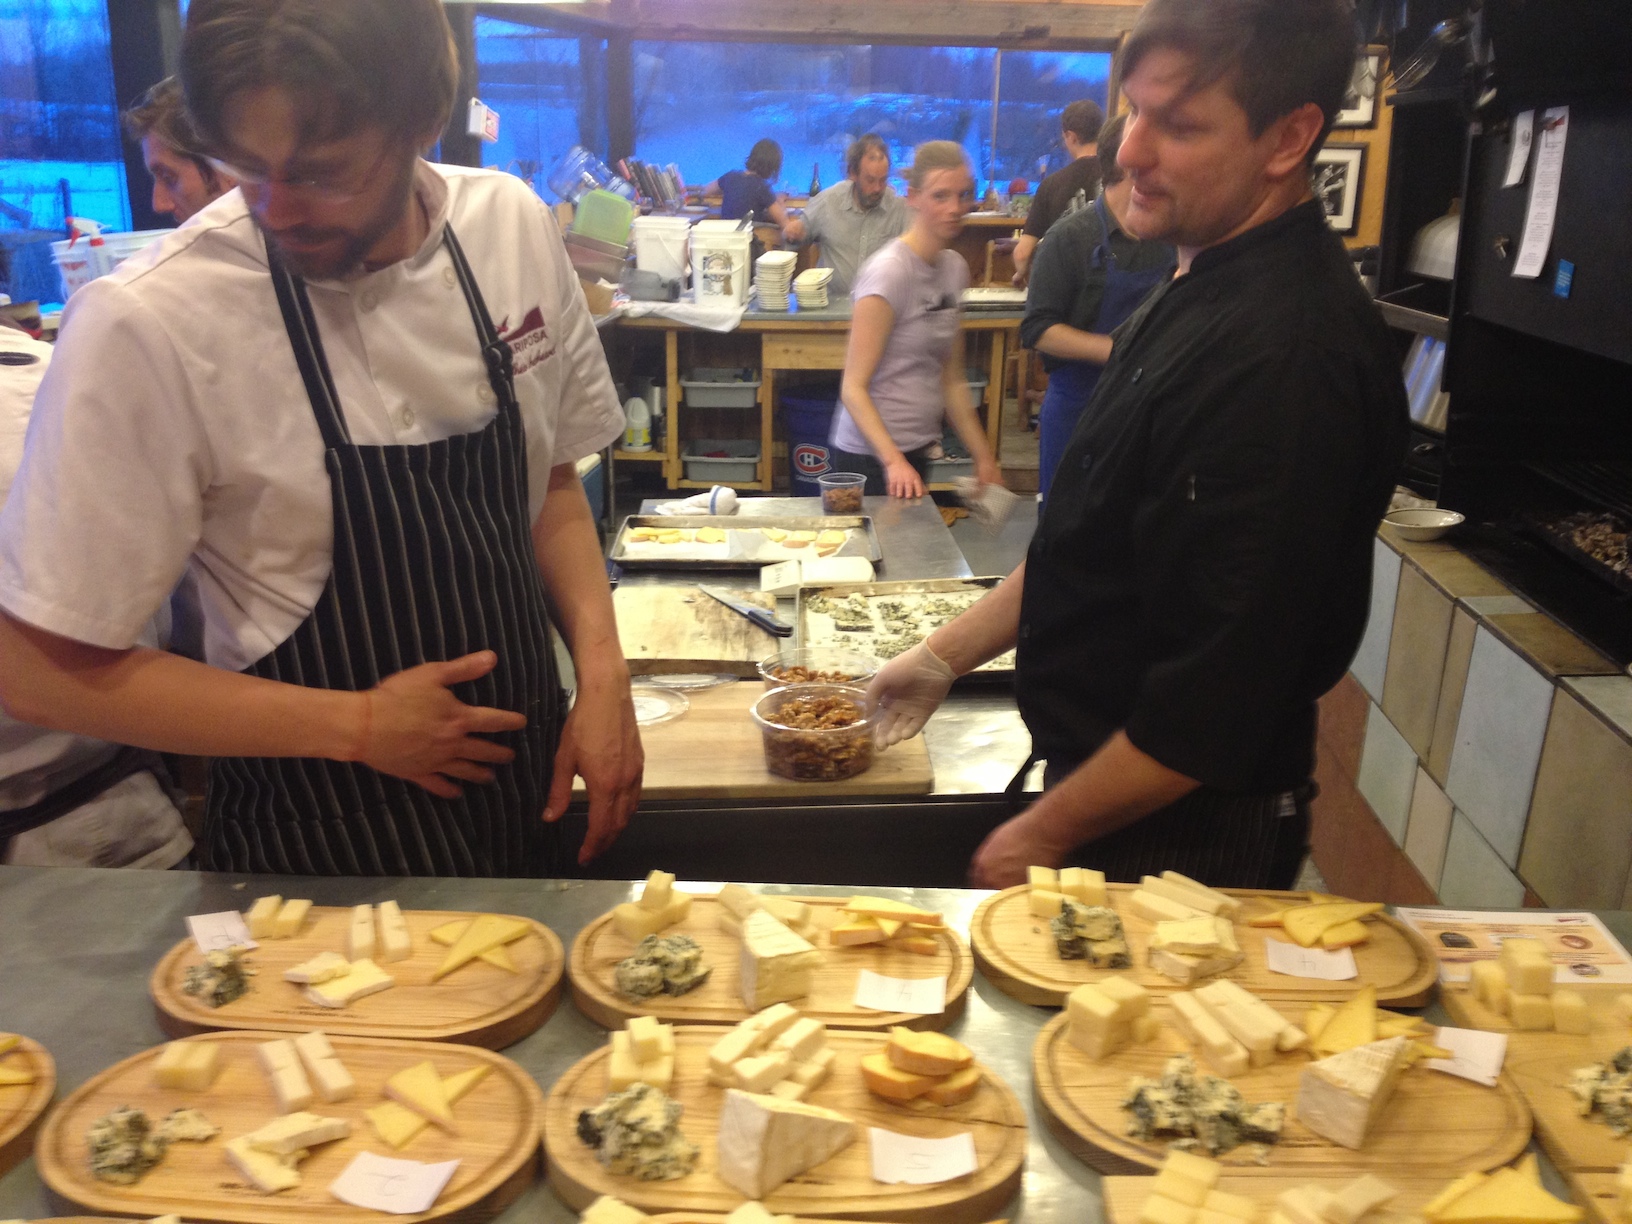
199,227,562,877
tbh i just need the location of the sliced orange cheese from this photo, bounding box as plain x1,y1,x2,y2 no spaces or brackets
841,896,944,927
384,1061,457,1132
889,934,940,956
829,916,887,947
886,1027,973,1076
860,1051,937,1101
1281,901,1384,948
923,1065,982,1106
431,913,529,980
1320,919,1372,949
1422,1172,1488,1218
1428,1167,1581,1224
1245,903,1296,928
364,1063,490,1150
428,919,516,971
1312,984,1378,1056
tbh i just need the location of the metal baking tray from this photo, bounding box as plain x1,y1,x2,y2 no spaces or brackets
795,577,1015,677
609,514,882,570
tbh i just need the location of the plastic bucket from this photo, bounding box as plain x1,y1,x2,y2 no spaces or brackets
689,219,752,306
632,216,691,281
50,238,103,300
782,390,839,495
100,229,172,273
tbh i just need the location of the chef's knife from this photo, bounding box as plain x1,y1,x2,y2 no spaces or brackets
697,584,793,637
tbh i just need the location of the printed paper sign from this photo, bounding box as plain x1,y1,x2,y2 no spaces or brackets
1513,106,1568,278
1503,109,1535,186
1262,938,1358,980
854,970,946,1014
187,911,256,955
1394,906,1632,984
329,1153,459,1215
868,1127,977,1185
1428,1026,1507,1087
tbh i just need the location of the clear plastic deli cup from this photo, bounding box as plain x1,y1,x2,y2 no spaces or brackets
750,683,875,782
756,647,881,691
817,471,866,514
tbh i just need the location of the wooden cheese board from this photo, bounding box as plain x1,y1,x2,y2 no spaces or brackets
970,885,1437,1008
35,1031,543,1224
614,585,784,677
150,906,563,1048
569,894,972,1031
1102,1174,1452,1224
1031,1008,1532,1176
1570,1170,1624,1224
543,1027,1025,1223
0,1034,56,1179
572,682,933,802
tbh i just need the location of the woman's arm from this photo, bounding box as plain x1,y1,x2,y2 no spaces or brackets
766,198,791,228
838,294,924,498
1034,324,1113,365
940,331,1004,487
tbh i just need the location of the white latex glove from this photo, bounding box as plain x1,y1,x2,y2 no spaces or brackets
865,641,957,748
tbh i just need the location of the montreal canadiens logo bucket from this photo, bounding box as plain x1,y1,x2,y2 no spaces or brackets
793,443,830,477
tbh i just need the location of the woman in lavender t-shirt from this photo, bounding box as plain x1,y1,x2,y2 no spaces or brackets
831,142,1005,498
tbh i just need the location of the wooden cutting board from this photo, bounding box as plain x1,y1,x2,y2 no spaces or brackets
569,894,972,1031
36,1031,542,1224
1032,1008,1532,1175
1102,1174,1453,1224
970,885,1436,1008
1571,1171,1624,1224
574,681,933,801
150,906,562,1048
615,585,783,676
543,1027,1025,1223
0,1034,56,1179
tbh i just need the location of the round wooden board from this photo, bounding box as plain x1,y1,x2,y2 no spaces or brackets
1031,1009,1532,1176
568,896,972,1031
35,1030,542,1224
150,906,563,1048
1569,1171,1622,1224
1102,1174,1453,1224
1467,1026,1631,1175
971,885,1437,1009
0,1036,57,1179
543,1027,1025,1223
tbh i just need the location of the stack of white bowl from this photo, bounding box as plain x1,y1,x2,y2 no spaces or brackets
754,251,797,310
793,267,834,310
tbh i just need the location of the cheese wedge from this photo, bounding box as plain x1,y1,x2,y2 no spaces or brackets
271,898,312,939
839,896,944,928
376,900,412,962
639,870,675,912
432,913,529,980
1280,902,1384,948
1159,870,1244,918
1429,1167,1582,1224
829,915,886,946
427,920,515,971
364,1065,490,1149
244,895,283,939
739,910,821,1010
304,958,394,1008
224,1135,300,1193
1311,984,1377,1056
385,1060,456,1132
1423,1173,1489,1219
1296,1036,1410,1149
714,1088,856,1199
580,1196,653,1224
1140,875,1234,918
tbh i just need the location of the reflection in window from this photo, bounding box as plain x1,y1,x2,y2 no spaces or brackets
474,16,597,200
0,0,128,304
630,42,1110,193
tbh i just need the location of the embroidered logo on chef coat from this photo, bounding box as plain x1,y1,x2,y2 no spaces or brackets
496,305,556,376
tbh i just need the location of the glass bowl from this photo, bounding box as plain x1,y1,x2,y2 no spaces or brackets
756,646,881,691
749,683,875,782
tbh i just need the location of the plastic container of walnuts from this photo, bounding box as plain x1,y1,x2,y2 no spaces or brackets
749,683,876,782
756,646,880,691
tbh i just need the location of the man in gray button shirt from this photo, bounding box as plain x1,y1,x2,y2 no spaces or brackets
782,134,911,297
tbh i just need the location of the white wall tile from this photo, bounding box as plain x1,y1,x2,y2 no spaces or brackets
1403,767,1454,889
1351,538,1403,700
1357,703,1417,845
1444,626,1555,867
1438,811,1527,909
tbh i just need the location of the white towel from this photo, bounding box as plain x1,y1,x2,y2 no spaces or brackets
654,486,740,516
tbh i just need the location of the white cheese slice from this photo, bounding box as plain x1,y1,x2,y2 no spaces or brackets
1159,870,1244,918
283,951,351,985
224,1135,301,1193
303,958,394,1009
580,1198,653,1224
1127,888,1208,924
244,895,283,940
245,1111,350,1156
1295,1036,1410,1149
344,904,375,961
292,1030,355,1102
1140,875,1231,917
715,1088,856,1199
376,900,412,963
1149,946,1244,985
739,911,821,1011
271,898,312,939
257,1039,314,1113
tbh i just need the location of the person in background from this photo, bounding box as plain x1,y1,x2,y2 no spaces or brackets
866,0,1407,889
830,142,1004,500
708,139,790,227
1021,113,1177,501
1011,98,1106,286
0,316,191,868
122,76,236,224
0,0,640,876
781,134,910,297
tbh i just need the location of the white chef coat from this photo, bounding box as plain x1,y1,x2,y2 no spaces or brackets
0,162,624,672
0,325,191,868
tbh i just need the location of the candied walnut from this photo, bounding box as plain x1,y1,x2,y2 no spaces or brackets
768,664,862,684
822,485,865,514
758,693,873,781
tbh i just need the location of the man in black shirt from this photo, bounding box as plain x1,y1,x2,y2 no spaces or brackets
1012,98,1105,286
866,0,1407,889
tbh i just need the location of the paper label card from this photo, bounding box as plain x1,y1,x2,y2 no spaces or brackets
854,970,946,1014
1427,1026,1507,1088
868,1127,977,1185
1263,938,1358,980
329,1153,460,1215
1503,109,1535,186
1513,106,1569,278
187,911,256,955
1394,906,1632,984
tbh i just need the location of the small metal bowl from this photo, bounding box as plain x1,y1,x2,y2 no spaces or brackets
1383,507,1465,542
756,646,880,691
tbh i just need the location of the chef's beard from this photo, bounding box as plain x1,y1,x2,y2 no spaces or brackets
257,153,420,281
854,184,887,210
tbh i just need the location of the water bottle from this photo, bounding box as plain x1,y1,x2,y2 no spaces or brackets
623,395,652,452
809,162,821,196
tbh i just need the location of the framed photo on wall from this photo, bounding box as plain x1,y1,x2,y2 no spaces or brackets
1313,144,1366,235
1335,51,1383,128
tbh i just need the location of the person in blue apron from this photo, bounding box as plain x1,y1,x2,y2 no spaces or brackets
1020,113,1177,502
0,0,641,877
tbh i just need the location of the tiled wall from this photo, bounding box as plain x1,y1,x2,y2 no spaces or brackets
1310,528,1632,908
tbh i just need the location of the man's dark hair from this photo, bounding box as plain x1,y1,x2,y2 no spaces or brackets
845,133,889,178
123,76,216,171
1061,99,1107,145
181,0,459,151
746,138,783,181
1121,0,1358,158
1097,112,1129,186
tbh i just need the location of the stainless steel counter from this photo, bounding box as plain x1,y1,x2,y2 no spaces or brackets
0,867,1088,1223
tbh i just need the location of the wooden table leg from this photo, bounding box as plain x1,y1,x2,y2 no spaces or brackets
664,328,681,488
986,327,1007,459
759,358,775,490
